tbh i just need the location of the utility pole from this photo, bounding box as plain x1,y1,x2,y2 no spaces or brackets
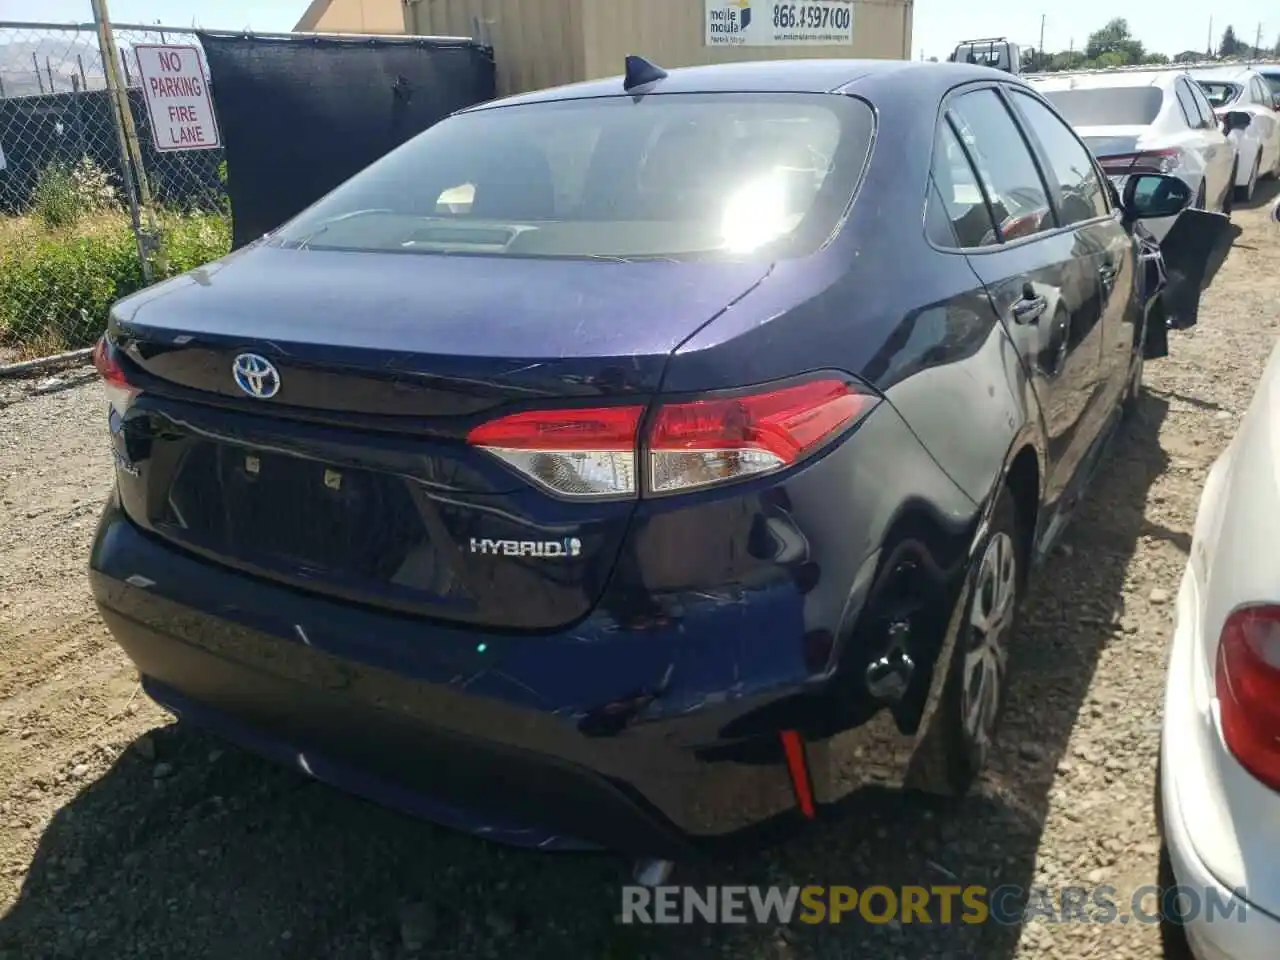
1208,16,1214,56
91,0,159,281
1039,14,1046,70
1255,23,1263,60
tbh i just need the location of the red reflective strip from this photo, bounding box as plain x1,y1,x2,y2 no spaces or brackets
780,729,816,820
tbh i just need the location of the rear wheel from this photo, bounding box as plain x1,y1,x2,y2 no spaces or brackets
1235,154,1259,203
923,486,1024,796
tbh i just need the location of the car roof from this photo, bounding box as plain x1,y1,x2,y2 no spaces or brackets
1029,70,1180,91
462,58,1023,111
1185,65,1255,82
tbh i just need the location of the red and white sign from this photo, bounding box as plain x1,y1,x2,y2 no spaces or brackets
133,44,220,152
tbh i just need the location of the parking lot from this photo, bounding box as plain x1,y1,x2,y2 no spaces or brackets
0,184,1277,958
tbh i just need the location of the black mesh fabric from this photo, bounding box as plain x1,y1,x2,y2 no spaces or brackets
196,32,495,249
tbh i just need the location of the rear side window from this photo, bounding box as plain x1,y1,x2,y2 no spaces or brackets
1041,87,1164,126
1263,72,1280,96
1009,91,1110,224
270,93,875,261
1174,83,1200,127
1186,81,1218,128
945,89,1054,244
927,122,996,248
924,175,960,247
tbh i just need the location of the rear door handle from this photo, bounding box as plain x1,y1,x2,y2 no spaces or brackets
1012,292,1048,324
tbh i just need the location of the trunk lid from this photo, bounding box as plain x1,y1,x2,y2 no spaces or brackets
108,245,769,630
1078,126,1151,160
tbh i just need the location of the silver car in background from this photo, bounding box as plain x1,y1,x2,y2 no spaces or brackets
1186,63,1280,201
1030,68,1241,239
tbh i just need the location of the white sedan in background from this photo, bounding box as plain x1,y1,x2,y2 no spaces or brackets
1188,64,1280,202
1159,336,1280,960
1032,69,1240,240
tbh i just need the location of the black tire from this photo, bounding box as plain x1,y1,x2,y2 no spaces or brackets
1235,155,1259,203
923,485,1025,796
1190,181,1208,213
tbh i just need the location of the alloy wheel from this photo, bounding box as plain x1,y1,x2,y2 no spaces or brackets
961,531,1017,753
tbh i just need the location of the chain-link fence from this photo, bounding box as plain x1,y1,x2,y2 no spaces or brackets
0,20,230,370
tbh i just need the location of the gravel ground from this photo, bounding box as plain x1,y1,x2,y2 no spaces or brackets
1,188,1278,960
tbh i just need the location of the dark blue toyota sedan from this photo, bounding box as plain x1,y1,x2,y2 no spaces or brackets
89,58,1221,869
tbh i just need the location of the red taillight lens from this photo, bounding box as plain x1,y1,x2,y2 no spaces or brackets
466,378,875,499
1216,604,1280,790
1098,149,1182,176
466,405,644,498
648,379,874,494
93,336,139,408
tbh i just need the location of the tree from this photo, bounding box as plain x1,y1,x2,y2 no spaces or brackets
1049,50,1086,71
1085,18,1146,65
1173,49,1202,63
1144,52,1171,64
1219,25,1241,57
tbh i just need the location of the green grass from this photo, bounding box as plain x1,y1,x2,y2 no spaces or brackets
0,210,231,358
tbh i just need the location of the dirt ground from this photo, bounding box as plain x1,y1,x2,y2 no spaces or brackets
1,187,1278,960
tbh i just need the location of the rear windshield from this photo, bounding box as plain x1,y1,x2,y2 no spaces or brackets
1040,87,1165,127
1197,81,1241,107
270,93,875,261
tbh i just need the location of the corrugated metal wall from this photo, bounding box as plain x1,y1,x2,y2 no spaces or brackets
580,0,912,80
405,0,913,96
403,0,585,94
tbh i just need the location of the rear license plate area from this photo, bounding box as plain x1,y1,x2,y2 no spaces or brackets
159,441,422,581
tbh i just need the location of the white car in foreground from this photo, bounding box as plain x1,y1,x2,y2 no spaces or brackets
1187,64,1280,202
1159,337,1280,960
1031,69,1240,240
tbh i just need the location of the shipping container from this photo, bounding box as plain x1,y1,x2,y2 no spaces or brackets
402,0,914,96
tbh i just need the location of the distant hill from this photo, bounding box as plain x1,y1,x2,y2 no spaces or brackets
0,35,107,99
1,33,213,100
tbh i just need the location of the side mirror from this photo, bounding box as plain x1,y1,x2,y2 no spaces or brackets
1272,94,1280,111
1122,173,1194,220
1224,110,1252,133
1271,196,1280,223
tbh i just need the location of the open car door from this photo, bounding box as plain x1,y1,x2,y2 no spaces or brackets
1158,207,1233,331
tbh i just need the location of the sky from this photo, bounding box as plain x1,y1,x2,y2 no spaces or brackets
2,0,303,33
2,0,1275,61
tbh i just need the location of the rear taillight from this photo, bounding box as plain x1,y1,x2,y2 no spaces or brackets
93,336,140,409
648,379,873,494
466,377,876,499
466,405,645,498
1098,148,1182,176
1215,604,1280,791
